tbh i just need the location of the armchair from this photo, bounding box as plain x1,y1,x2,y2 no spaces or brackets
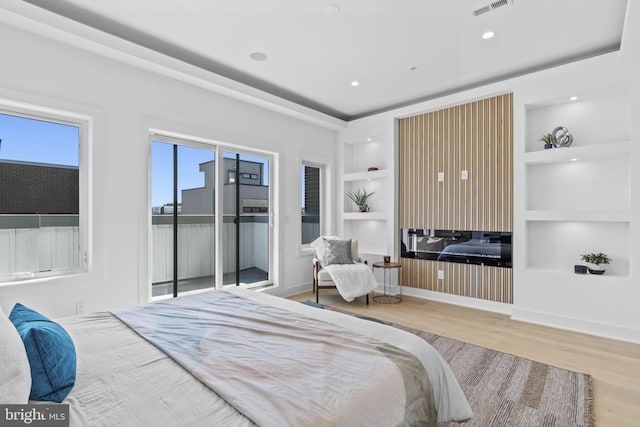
311,237,374,304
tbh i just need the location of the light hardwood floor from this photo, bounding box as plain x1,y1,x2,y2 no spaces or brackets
289,291,640,427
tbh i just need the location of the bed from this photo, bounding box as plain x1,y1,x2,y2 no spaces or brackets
7,288,473,426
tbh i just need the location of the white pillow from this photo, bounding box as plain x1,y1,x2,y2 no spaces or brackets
0,306,32,404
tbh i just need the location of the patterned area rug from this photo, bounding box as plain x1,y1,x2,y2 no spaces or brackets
302,301,594,427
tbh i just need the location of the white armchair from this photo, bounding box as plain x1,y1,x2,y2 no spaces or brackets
311,237,372,304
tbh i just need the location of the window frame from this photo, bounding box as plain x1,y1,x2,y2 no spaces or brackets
299,160,324,253
0,100,92,284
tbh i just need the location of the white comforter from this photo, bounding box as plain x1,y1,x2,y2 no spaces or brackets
240,289,473,423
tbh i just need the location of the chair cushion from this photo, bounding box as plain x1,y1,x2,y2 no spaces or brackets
317,268,333,282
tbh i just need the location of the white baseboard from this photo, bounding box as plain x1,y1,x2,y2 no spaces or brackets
401,286,513,315
511,307,640,344
267,282,313,298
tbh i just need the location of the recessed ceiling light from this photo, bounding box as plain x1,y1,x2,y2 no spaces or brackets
570,96,578,101
570,158,578,162
482,31,495,40
366,138,372,142
249,52,268,62
324,4,341,14
351,81,360,87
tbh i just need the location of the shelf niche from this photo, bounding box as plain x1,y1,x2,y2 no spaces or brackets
526,220,629,277
526,156,630,212
525,88,630,153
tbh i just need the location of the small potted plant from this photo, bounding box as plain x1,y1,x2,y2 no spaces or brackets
346,188,375,212
580,252,611,275
540,133,554,149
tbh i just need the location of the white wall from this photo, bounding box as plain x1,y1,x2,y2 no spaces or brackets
0,21,338,317
339,13,640,342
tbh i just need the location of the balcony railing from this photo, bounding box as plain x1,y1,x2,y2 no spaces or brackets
1,214,318,287
151,215,270,284
0,215,79,277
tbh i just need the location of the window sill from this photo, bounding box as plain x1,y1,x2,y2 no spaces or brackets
0,270,90,288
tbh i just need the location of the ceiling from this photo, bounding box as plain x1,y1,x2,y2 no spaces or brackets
19,0,629,121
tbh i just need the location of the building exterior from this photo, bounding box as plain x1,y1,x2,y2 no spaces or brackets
181,158,268,215
0,160,78,214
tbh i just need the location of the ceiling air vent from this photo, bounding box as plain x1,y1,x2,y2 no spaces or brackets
473,0,513,16
490,0,509,9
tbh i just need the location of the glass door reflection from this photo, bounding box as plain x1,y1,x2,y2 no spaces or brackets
151,141,215,298
222,151,270,286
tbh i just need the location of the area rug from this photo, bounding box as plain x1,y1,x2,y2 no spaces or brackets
302,301,594,427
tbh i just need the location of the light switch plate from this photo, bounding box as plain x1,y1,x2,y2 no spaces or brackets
438,172,445,182
437,269,444,280
461,170,468,180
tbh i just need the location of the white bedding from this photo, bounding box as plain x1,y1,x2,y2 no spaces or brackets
58,288,472,426
59,312,253,427
237,289,473,423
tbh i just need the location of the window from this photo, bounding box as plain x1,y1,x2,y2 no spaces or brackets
0,105,89,283
301,162,322,245
239,173,259,180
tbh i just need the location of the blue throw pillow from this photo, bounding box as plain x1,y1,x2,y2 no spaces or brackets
9,303,76,403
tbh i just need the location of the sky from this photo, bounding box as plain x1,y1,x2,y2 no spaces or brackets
0,111,270,210
0,112,79,167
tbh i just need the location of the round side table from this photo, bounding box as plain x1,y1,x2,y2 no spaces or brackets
372,262,402,304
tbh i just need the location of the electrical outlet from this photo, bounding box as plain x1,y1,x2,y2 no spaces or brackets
437,270,445,280
461,170,468,180
75,302,86,315
438,172,445,182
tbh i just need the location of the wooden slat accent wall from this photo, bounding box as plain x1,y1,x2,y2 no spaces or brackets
398,93,513,304
401,259,513,303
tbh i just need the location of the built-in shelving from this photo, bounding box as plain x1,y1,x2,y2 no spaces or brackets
339,132,393,260
523,210,631,222
523,140,631,164
343,212,387,221
523,87,632,278
343,169,388,182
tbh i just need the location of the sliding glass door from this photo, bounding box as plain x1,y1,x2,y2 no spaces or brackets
151,136,271,298
151,140,215,297
222,151,270,286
